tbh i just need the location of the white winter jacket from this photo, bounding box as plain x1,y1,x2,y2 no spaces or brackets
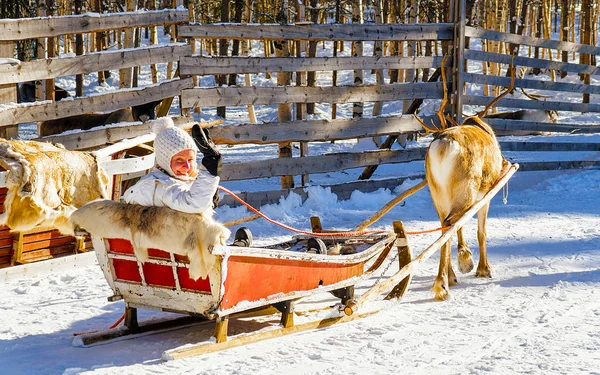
122,161,220,215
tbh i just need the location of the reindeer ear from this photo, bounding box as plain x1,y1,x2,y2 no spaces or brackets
151,117,175,134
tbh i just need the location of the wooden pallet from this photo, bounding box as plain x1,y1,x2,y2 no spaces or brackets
0,187,91,267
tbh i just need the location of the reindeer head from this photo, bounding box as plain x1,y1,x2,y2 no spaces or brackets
132,100,163,123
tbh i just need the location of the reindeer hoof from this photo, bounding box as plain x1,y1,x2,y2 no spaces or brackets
448,275,458,287
458,248,474,274
475,266,492,278
432,278,449,301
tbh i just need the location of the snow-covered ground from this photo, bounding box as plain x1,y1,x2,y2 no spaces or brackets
1,167,600,375
2,23,600,375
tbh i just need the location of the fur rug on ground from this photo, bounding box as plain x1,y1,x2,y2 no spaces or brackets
0,140,109,233
69,200,231,280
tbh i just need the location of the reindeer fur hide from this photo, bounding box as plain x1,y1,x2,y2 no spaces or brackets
0,140,109,233
69,200,231,280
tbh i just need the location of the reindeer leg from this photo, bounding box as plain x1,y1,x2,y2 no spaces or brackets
448,254,458,286
432,239,451,300
475,203,492,278
457,226,474,274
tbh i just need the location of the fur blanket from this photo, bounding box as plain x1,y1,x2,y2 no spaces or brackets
0,140,109,233
69,200,231,280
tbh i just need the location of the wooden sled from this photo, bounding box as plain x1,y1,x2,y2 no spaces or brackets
75,225,406,356
74,163,518,360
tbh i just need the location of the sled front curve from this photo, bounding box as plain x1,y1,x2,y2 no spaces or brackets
92,232,396,320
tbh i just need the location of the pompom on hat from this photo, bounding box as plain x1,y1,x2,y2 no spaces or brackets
152,117,197,178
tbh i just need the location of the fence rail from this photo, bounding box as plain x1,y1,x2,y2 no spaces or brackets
0,44,191,85
180,55,444,75
0,78,193,127
179,23,454,41
0,9,188,41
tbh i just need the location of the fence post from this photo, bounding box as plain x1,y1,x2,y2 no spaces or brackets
119,0,137,89
452,0,466,125
0,41,18,139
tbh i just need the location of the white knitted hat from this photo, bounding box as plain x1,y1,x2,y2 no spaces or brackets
152,117,197,177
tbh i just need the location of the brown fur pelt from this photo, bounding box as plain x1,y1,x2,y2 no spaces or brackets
0,140,109,233
69,200,231,280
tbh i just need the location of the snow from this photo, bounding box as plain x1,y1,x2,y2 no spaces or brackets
2,24,600,375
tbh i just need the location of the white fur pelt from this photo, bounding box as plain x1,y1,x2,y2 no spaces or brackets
69,200,231,280
0,139,109,233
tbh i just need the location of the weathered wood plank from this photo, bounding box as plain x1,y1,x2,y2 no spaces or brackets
179,23,454,41
463,72,600,95
0,78,194,127
0,44,191,85
463,95,600,113
211,115,426,145
35,115,199,150
220,148,428,181
465,26,600,55
516,160,600,171
181,55,443,75
0,10,189,42
499,141,600,152
465,49,600,76
487,118,600,134
182,82,443,108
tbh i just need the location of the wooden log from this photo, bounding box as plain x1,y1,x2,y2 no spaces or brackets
0,9,189,42
181,82,443,108
220,148,428,182
178,23,454,41
463,94,600,113
463,72,600,96
33,115,199,150
465,26,600,55
0,77,194,127
499,141,600,152
0,44,191,85
487,118,600,134
464,49,600,77
211,115,425,145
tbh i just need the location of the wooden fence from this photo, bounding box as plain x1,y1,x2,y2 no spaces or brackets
0,8,189,135
454,0,600,134
0,1,599,207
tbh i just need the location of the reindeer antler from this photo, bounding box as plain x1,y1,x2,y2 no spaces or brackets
413,114,440,136
435,54,451,130
475,53,517,119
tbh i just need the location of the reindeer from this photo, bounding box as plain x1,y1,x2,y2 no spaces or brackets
38,100,163,137
18,81,70,103
418,57,514,301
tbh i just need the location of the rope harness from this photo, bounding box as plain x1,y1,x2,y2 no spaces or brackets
217,185,449,237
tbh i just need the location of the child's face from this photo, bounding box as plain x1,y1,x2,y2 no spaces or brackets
170,149,197,178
